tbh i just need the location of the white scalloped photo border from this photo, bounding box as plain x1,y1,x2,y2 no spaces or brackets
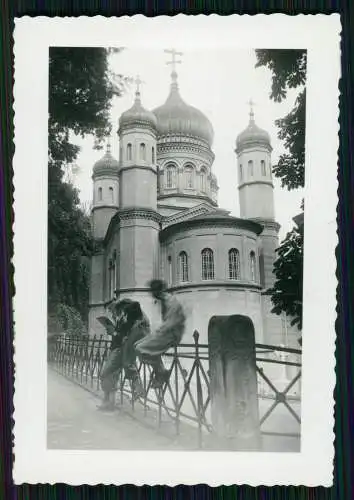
12,13,340,486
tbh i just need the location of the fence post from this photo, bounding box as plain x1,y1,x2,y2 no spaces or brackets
193,330,203,449
208,315,261,451
173,344,180,437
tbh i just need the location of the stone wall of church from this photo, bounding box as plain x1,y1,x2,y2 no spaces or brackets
119,167,157,209
173,286,264,344
159,222,266,341
160,224,261,287
91,206,117,241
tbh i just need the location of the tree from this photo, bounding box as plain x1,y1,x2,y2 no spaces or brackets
266,224,304,330
48,47,127,329
255,49,306,331
255,49,306,190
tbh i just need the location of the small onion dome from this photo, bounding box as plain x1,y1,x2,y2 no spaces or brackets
92,143,119,177
236,109,271,150
119,91,157,131
153,71,214,146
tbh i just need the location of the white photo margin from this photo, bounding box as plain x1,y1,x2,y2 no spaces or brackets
13,14,340,486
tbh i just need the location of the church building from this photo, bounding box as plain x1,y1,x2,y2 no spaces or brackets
89,52,297,347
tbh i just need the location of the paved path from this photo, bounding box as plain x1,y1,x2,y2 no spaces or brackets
47,368,186,450
47,368,300,452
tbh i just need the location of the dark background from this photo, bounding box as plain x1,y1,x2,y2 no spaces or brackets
1,1,353,498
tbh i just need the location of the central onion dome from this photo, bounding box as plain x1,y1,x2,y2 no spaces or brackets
153,71,214,146
119,91,157,131
93,143,119,176
236,108,271,150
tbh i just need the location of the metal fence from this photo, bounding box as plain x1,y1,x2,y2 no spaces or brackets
48,332,302,448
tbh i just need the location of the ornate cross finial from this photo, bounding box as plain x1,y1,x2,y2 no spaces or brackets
134,74,145,94
164,48,183,72
106,138,111,154
247,98,256,121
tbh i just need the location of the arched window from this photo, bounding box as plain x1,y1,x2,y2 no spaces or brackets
184,166,194,189
261,160,266,176
228,249,240,280
152,146,155,164
240,164,243,181
165,164,177,188
140,143,146,160
201,248,215,280
248,160,254,176
200,168,207,192
98,187,102,202
250,251,256,282
109,186,114,203
127,143,132,161
178,251,189,282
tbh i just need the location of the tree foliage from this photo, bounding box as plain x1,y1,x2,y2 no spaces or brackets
265,226,304,330
256,49,306,331
255,49,306,190
48,47,126,328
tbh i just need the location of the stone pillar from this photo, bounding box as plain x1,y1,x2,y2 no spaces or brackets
208,315,261,450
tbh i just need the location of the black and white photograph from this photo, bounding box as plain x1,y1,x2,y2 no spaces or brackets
47,45,305,452
13,15,339,486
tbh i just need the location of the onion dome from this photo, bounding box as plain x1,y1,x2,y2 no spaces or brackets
236,107,271,150
92,143,119,177
119,90,157,131
153,71,214,146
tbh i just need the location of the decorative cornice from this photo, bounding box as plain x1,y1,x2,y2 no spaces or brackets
249,218,281,233
91,204,118,212
157,140,215,163
160,215,263,242
103,207,161,246
157,193,217,207
118,207,162,223
118,121,157,136
235,142,273,155
168,281,263,293
92,168,119,179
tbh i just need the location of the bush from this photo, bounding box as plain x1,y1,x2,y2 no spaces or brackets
55,303,87,337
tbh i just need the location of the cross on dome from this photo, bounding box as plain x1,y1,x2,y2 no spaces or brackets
164,48,183,73
247,98,256,122
134,74,145,94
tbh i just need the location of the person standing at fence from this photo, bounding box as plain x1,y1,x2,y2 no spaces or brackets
97,299,133,411
119,300,150,398
134,279,186,388
98,299,150,410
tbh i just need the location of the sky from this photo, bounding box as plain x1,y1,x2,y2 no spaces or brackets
71,48,304,241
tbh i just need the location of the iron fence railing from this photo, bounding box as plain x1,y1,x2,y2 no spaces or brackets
48,333,302,447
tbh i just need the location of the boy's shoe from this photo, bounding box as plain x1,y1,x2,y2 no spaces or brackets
97,401,115,412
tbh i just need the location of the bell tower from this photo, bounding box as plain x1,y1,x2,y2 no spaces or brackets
91,142,119,240
116,78,160,321
89,141,119,335
236,101,275,221
236,101,282,344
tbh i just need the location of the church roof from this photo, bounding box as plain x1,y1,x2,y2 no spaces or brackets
119,91,157,131
92,144,119,177
236,108,271,151
160,210,263,241
153,70,214,146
